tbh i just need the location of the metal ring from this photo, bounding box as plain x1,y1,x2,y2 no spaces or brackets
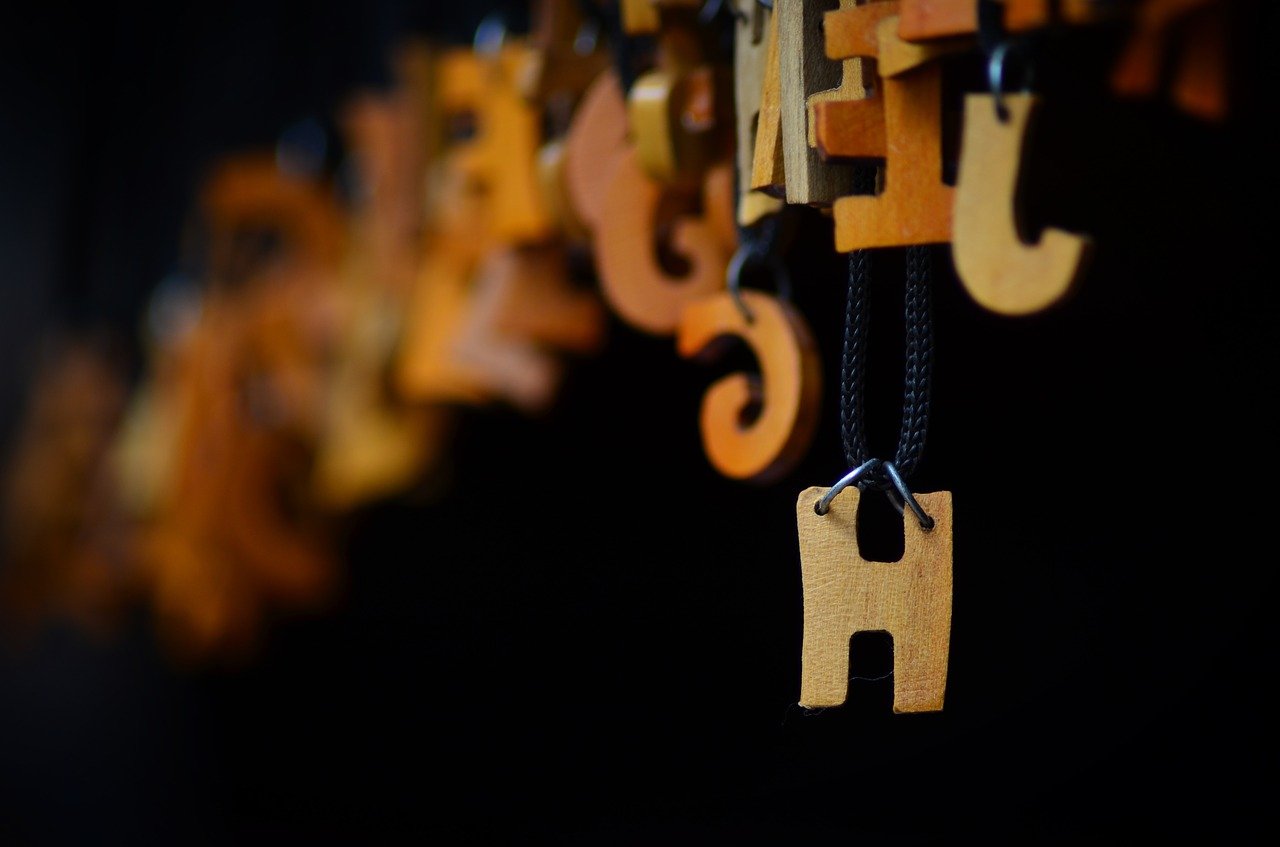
574,18,601,57
473,12,507,57
814,459,882,516
726,247,756,324
882,461,935,530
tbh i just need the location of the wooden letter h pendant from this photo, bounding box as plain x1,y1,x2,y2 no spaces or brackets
796,486,952,712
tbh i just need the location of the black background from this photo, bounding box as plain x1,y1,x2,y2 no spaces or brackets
1,2,1277,843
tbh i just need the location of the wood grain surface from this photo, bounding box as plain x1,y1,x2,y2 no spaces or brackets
797,486,952,711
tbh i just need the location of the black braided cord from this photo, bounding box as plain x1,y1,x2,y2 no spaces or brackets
839,244,934,491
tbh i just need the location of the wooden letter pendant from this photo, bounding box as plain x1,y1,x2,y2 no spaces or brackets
796,486,952,712
829,16,953,251
777,0,860,205
678,291,822,483
596,151,735,335
952,93,1091,315
735,0,785,225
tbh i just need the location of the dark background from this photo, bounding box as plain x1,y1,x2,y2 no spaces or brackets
1,2,1276,843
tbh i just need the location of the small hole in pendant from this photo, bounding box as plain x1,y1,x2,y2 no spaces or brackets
845,631,895,714
856,491,905,563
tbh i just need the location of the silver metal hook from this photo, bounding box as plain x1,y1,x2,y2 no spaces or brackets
473,12,507,57
987,41,1011,123
813,459,934,530
727,247,756,324
574,17,601,57
882,461,935,530
727,244,792,325
814,459,881,516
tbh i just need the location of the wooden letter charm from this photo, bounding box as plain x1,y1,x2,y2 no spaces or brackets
749,7,786,196
677,291,822,483
564,71,631,233
796,486,952,711
806,1,893,162
630,65,721,184
830,16,953,251
628,6,730,185
952,93,1091,315
777,0,858,204
596,153,734,335
735,0,785,225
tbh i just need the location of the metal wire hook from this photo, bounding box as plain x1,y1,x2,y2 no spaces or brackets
814,459,934,530
814,459,881,516
726,244,791,325
473,12,507,57
882,461,935,530
726,248,755,324
987,40,1012,123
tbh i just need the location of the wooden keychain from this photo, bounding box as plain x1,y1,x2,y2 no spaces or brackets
951,0,1092,315
677,212,823,483
569,42,735,335
585,2,736,334
796,244,952,713
596,150,736,334
627,13,725,185
776,0,863,205
825,11,954,251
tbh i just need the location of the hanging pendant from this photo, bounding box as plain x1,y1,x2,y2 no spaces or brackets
952,92,1092,315
678,288,822,484
796,480,953,713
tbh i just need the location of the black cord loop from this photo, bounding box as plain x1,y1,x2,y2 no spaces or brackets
829,231,935,529
838,245,934,492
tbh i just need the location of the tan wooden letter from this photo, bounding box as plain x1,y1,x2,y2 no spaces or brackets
796,486,952,712
952,93,1091,315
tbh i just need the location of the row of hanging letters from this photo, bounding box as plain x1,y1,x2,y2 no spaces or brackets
0,0,1232,669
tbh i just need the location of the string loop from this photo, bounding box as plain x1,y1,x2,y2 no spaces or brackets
829,208,935,529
